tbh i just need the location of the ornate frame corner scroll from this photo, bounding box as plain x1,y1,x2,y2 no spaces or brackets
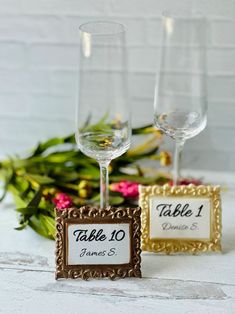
55,206,141,280
139,184,222,254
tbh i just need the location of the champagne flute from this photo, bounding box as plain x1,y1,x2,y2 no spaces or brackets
154,10,207,185
75,21,131,208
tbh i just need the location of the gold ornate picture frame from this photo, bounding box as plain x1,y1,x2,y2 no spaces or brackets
55,206,141,280
139,184,222,254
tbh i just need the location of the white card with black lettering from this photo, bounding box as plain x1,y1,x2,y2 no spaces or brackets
149,197,211,239
67,223,130,265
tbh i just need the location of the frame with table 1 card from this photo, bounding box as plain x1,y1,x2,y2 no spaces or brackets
139,184,222,254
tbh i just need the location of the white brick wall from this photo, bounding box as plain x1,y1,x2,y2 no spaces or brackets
0,0,235,172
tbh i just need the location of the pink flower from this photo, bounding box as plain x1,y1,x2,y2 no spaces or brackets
110,181,139,198
52,193,73,210
169,178,203,186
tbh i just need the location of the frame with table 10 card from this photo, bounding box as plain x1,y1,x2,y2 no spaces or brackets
55,206,141,280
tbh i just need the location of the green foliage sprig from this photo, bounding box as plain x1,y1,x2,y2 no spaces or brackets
0,125,171,239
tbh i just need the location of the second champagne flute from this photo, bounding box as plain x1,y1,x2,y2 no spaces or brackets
75,21,131,208
154,10,208,185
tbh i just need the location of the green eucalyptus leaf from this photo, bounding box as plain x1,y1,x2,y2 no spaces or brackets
13,195,28,208
91,194,124,205
16,206,38,215
109,196,124,205
81,111,113,134
132,125,152,134
0,165,14,202
20,181,32,199
15,220,29,230
43,151,79,163
8,184,28,207
32,138,66,156
25,174,55,185
78,165,100,179
28,216,54,240
39,215,55,239
53,172,79,183
132,125,162,135
0,186,8,202
39,207,55,216
64,134,76,144
109,175,157,184
126,146,159,159
98,111,109,124
28,188,43,207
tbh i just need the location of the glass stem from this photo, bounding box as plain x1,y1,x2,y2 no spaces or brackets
173,140,185,185
99,161,110,209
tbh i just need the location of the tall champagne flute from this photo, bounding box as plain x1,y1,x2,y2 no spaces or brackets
154,10,207,185
75,21,131,208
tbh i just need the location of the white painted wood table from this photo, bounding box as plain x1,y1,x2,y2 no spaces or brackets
0,170,235,314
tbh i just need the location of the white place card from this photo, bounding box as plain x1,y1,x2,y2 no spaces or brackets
149,197,211,240
67,223,130,265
